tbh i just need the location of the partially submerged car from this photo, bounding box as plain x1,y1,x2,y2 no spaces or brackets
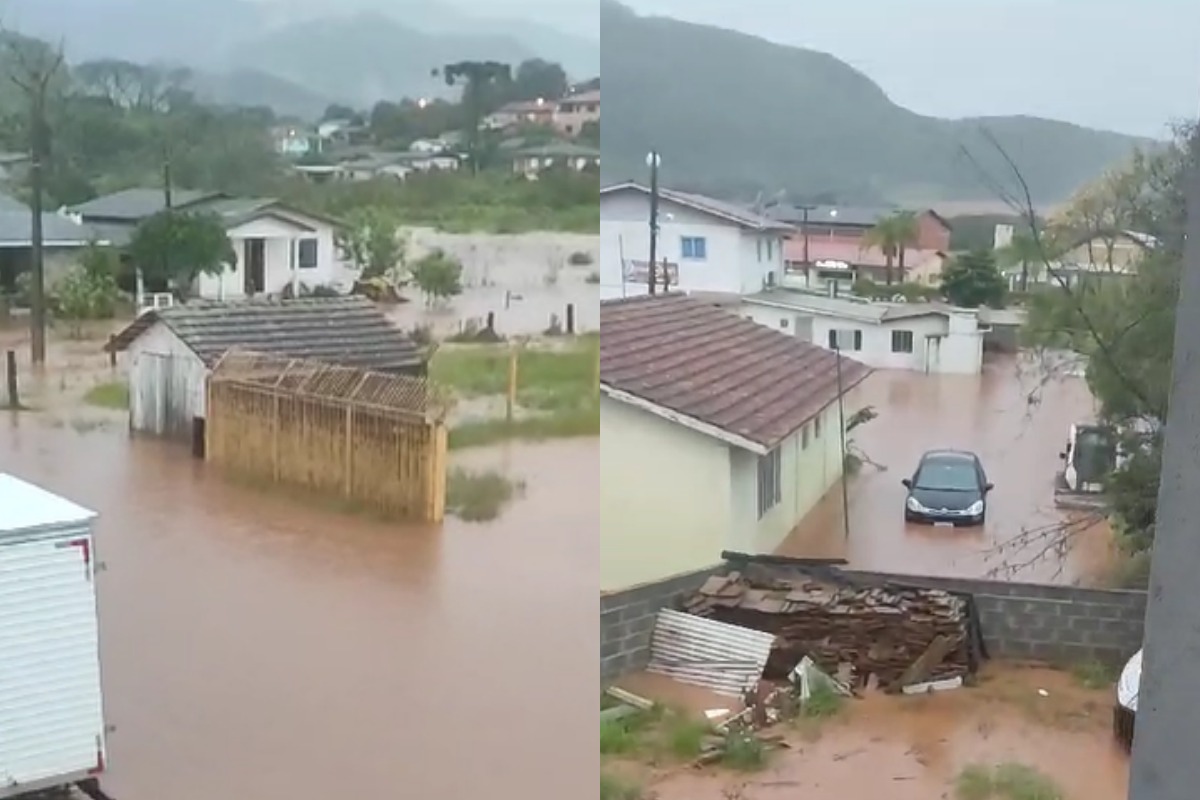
902,450,992,527
1114,648,1141,751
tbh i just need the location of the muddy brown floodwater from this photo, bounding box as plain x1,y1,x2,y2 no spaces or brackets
0,414,597,799
779,354,1116,585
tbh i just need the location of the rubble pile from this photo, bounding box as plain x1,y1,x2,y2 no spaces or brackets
683,570,974,691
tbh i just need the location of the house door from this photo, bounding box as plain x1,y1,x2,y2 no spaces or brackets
243,239,266,295
924,336,942,374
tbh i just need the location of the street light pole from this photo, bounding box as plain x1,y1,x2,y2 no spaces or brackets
647,150,661,295
799,204,815,265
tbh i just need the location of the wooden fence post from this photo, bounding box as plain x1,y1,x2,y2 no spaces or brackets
5,350,17,409
506,345,519,423
566,303,575,335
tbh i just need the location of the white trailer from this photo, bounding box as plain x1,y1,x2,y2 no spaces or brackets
0,474,113,799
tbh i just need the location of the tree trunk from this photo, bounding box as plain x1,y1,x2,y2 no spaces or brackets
1020,260,1029,292
885,253,895,286
897,247,906,284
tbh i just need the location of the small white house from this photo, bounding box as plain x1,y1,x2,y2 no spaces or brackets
600,182,793,300
0,474,111,799
600,294,872,592
741,289,985,375
66,190,353,300
105,296,427,451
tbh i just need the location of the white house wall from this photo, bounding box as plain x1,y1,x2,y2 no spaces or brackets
742,303,983,375
195,214,350,300
727,402,844,555
126,321,208,438
599,190,784,300
601,397,733,591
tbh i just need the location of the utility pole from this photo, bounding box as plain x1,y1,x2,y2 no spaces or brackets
798,204,815,265
1127,160,1200,800
647,150,661,295
7,41,64,366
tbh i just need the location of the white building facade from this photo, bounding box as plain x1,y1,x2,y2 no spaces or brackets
600,183,792,300
742,292,985,375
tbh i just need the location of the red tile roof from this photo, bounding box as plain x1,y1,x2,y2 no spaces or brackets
600,294,872,451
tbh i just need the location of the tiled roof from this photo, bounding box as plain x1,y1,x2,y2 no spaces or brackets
67,188,224,220
106,296,425,373
601,182,793,232
744,289,956,323
600,294,871,450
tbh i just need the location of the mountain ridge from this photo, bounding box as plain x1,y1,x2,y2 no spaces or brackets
600,0,1151,205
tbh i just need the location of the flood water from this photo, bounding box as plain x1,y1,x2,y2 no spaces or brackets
0,416,597,799
779,354,1115,584
386,229,600,337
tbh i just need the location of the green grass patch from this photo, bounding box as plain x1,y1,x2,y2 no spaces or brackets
663,715,710,760
719,729,768,772
954,763,1064,800
801,681,845,719
600,772,644,800
445,468,524,522
448,403,599,449
1071,659,1119,690
599,708,659,755
82,380,129,410
431,336,598,409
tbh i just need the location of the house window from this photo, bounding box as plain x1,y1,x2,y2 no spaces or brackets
681,236,707,260
891,329,915,353
767,239,774,260
779,318,789,329
802,424,810,449
756,239,763,261
827,329,863,351
814,414,822,438
757,447,782,519
297,238,319,269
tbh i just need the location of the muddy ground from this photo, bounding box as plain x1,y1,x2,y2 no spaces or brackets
610,664,1128,800
779,353,1115,585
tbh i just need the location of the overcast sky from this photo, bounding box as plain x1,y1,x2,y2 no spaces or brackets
622,0,1200,138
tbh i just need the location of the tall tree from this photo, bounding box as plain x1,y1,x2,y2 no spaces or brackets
511,59,568,102
998,231,1043,291
862,211,920,285
939,248,1006,308
433,60,512,175
3,32,65,365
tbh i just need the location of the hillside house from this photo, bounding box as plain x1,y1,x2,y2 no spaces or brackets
485,99,556,130
553,89,600,136
105,296,426,453
740,289,985,375
781,239,949,291
65,189,351,300
600,182,793,300
601,294,872,591
511,143,600,178
993,223,1154,290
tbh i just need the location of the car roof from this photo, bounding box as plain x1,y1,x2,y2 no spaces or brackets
919,449,979,463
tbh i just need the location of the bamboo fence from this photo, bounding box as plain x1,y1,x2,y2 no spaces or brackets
206,348,451,522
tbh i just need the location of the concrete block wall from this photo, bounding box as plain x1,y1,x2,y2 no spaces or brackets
600,567,718,683
600,564,1147,684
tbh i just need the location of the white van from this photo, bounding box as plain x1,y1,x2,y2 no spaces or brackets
0,474,113,799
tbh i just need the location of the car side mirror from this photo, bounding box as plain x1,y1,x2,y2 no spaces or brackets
985,483,995,492
901,478,912,489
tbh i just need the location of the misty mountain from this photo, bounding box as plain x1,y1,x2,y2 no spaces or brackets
2,0,598,114
185,69,335,121
601,0,1151,205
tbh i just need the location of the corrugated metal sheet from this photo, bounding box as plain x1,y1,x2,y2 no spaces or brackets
130,350,205,438
646,609,776,698
0,475,95,538
0,532,107,796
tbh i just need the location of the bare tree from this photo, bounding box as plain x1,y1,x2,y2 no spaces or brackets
4,33,65,365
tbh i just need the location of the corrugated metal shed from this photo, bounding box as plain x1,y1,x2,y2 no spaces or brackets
646,609,777,698
0,474,96,537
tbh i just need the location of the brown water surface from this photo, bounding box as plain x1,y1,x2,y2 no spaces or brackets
779,355,1115,584
0,415,597,799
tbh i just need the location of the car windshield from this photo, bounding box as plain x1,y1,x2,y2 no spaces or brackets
914,458,979,491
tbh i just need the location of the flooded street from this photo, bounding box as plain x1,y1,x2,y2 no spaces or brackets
0,414,597,798
387,229,599,336
644,665,1128,800
779,354,1114,584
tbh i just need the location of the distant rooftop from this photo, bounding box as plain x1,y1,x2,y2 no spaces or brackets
602,182,792,232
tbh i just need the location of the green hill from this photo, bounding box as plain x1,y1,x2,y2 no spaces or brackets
600,0,1153,205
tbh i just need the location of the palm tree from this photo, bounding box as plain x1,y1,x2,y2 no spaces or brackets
862,211,920,286
997,232,1044,292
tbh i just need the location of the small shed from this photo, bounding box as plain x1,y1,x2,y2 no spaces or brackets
105,296,426,453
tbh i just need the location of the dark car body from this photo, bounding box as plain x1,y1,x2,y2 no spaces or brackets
902,450,992,526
